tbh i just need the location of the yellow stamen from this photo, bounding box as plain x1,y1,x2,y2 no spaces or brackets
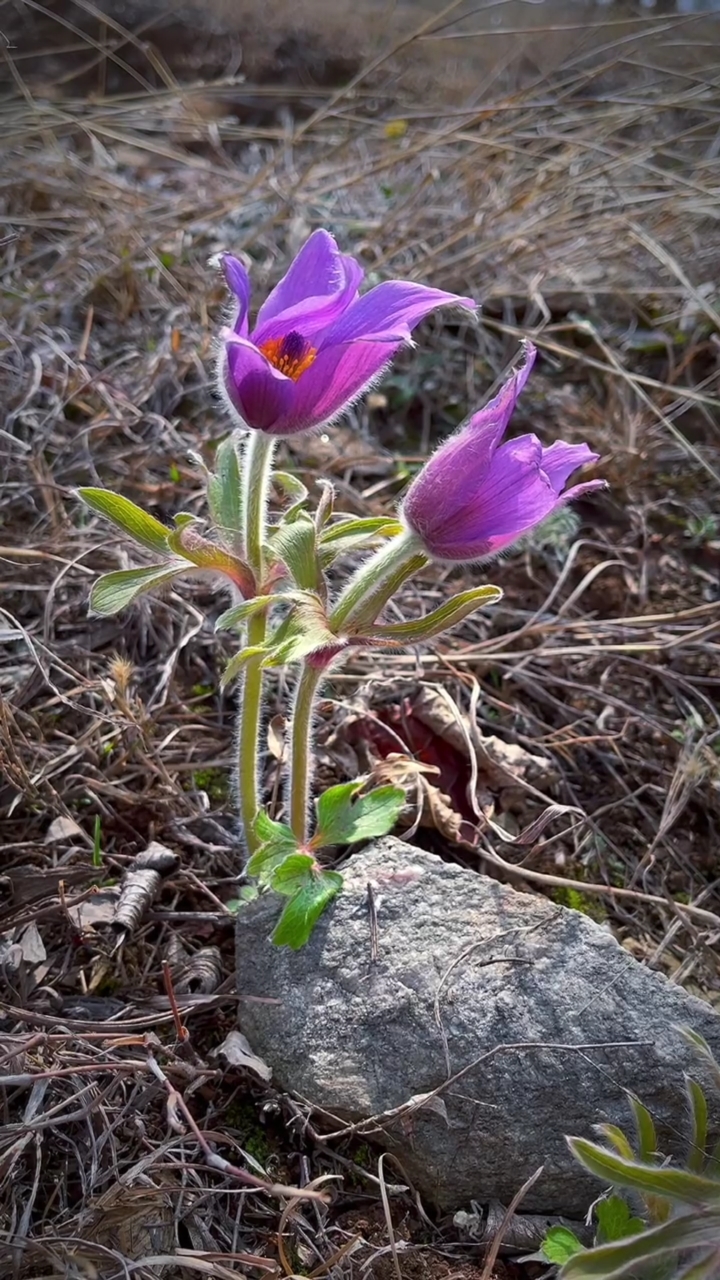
259,331,317,381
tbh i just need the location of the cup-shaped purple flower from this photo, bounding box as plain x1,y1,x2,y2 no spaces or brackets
401,342,605,562
216,229,475,436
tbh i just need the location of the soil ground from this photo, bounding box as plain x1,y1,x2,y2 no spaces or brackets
1,0,720,1276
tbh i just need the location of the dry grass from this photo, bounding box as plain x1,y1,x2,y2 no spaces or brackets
2,0,720,1276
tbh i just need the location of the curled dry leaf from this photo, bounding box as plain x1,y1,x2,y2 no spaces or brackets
113,842,180,935
174,945,223,994
212,1029,273,1082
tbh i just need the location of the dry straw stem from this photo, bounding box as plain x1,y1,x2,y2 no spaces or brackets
2,0,720,1273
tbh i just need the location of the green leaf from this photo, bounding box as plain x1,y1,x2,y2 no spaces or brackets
207,434,243,548
216,596,281,631
595,1196,645,1244
220,645,268,689
541,1226,585,1265
364,585,502,643
561,1211,720,1280
78,489,170,555
166,527,255,595
271,513,320,591
269,853,316,896
595,1124,635,1160
260,596,339,668
686,1076,709,1173
320,516,404,545
627,1093,657,1163
314,782,405,848
680,1026,720,1091
89,563,185,615
271,870,343,949
246,812,299,884
567,1137,720,1206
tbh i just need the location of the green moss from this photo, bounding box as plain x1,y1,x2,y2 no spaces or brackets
189,767,229,802
552,884,607,923
223,1099,272,1166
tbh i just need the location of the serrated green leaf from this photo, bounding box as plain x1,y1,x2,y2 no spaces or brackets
595,1196,644,1244
320,516,404,545
627,1093,657,1163
207,434,243,548
246,812,299,884
541,1226,585,1265
269,853,316,896
313,782,405,848
89,563,185,615
686,1076,709,1173
220,645,268,689
216,595,282,631
363,585,502,643
561,1211,720,1280
271,513,321,591
79,488,171,555
271,871,343,949
567,1137,720,1206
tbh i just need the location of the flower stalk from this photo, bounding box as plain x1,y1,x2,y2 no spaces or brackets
236,430,275,856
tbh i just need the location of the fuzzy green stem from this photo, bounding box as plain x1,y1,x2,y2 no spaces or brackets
330,527,428,634
236,431,275,857
288,662,323,844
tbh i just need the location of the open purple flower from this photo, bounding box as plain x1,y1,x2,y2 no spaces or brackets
401,342,604,562
217,229,475,436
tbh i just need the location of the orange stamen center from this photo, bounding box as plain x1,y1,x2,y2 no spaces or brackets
259,330,317,381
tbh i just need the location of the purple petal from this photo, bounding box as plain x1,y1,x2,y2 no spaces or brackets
402,344,537,544
253,230,363,343
258,338,400,437
220,254,251,338
540,440,599,494
223,335,294,432
320,280,476,348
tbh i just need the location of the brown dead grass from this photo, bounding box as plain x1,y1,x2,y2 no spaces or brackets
2,0,720,1275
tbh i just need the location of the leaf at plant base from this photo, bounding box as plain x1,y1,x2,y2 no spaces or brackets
320,516,404,545
314,782,405,848
567,1137,720,1206
595,1196,645,1244
271,870,343,949
685,1076,709,1173
89,564,186,615
271,512,321,592
220,645,269,689
216,595,282,631
561,1210,720,1280
541,1226,586,1265
246,813,299,884
207,434,243,548
78,489,171,555
269,853,316,896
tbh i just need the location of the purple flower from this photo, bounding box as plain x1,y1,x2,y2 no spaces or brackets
401,342,604,562
217,229,475,436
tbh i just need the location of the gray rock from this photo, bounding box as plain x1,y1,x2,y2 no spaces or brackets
236,839,720,1214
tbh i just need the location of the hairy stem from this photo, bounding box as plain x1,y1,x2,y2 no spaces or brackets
288,662,323,844
236,431,275,856
330,528,428,633
287,530,428,847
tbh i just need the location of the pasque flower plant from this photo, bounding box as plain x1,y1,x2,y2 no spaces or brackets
76,229,603,949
